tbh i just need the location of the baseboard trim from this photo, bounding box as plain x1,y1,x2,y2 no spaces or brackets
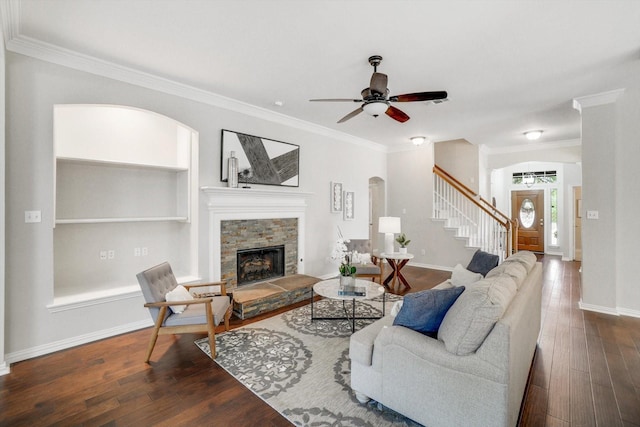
407,262,453,272
617,307,640,319
5,319,153,364
0,362,10,376
578,301,640,318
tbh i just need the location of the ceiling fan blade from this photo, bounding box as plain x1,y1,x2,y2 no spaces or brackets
385,105,410,123
310,98,362,102
337,106,364,123
370,72,388,95
389,91,448,102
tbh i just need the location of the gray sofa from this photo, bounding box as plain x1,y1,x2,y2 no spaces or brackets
349,251,542,427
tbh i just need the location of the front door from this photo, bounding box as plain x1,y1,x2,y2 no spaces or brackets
512,190,545,252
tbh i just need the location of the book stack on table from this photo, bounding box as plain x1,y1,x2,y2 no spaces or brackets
338,285,366,297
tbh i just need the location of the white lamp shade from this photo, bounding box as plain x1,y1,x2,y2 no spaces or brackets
363,102,389,116
378,216,401,233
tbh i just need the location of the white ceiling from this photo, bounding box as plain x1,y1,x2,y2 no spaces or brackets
4,0,640,149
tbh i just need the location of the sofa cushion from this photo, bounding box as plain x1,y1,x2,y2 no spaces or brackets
438,275,517,355
467,250,500,276
486,260,528,288
393,287,465,335
504,251,537,273
451,263,484,287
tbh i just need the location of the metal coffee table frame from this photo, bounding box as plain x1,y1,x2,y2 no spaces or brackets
310,279,386,332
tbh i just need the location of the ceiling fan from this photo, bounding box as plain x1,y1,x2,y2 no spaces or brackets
310,55,447,123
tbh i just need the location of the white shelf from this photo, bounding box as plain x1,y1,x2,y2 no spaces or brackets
56,156,189,172
48,275,202,312
55,216,189,224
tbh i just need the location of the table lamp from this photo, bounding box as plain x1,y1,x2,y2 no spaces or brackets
379,216,401,255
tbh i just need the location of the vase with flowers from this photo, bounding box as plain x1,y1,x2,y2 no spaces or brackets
331,227,357,287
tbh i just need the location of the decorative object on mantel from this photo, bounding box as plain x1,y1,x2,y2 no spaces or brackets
379,216,401,254
343,191,355,220
240,167,253,188
395,233,411,254
227,151,239,188
220,129,299,187
330,182,343,212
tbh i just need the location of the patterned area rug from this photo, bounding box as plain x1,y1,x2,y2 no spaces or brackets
195,294,423,426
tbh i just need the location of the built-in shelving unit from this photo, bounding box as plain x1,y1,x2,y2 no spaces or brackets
52,105,199,307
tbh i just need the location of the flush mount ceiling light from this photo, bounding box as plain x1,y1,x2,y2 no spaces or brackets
524,130,543,141
410,136,426,146
362,101,389,117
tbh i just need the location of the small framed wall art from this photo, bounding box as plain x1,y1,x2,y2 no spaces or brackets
221,129,300,187
330,182,343,212
343,191,355,220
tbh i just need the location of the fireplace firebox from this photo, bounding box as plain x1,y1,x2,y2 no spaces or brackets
236,245,285,286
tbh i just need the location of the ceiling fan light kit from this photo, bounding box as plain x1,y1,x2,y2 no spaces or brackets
310,55,447,124
363,101,389,116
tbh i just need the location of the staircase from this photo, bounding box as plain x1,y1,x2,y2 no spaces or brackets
432,165,517,262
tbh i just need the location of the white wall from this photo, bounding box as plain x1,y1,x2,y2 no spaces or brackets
434,139,480,194
387,145,475,270
616,84,640,316
0,26,8,375
4,52,386,361
575,78,640,317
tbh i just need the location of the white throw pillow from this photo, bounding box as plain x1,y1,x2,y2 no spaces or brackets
356,252,372,265
165,285,193,314
450,263,483,287
390,300,404,317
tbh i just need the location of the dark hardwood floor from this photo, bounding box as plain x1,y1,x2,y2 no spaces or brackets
1,256,639,426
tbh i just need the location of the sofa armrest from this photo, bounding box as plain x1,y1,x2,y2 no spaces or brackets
374,325,506,383
350,315,394,366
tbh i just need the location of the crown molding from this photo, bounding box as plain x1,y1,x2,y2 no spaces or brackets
0,4,387,153
485,138,581,155
0,0,19,44
573,88,626,113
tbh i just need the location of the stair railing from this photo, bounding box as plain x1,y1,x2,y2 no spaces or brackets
433,165,517,261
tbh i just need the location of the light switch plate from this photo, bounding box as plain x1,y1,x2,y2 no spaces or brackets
25,210,41,223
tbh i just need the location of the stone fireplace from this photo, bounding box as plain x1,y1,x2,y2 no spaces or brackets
236,245,285,286
201,186,312,288
220,218,297,287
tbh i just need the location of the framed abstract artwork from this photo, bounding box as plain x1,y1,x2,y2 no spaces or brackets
221,129,300,187
343,191,355,220
330,182,343,212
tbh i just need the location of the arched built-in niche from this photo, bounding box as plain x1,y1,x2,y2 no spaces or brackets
52,105,199,309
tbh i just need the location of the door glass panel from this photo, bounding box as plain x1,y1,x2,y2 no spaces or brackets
520,198,535,228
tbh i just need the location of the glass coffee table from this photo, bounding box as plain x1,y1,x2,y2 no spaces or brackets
311,278,386,332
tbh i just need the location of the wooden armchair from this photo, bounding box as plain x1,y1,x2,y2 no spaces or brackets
136,262,232,362
345,239,383,284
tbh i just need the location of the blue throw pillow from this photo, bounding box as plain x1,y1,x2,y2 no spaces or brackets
467,249,499,276
393,287,465,335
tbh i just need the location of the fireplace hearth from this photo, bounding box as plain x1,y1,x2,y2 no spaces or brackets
237,245,285,286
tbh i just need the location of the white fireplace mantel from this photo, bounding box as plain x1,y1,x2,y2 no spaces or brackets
200,186,314,281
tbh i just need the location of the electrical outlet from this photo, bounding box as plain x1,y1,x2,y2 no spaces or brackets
586,210,599,220
108,250,115,260
99,251,107,260
134,247,141,257
25,210,42,223
142,247,148,256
